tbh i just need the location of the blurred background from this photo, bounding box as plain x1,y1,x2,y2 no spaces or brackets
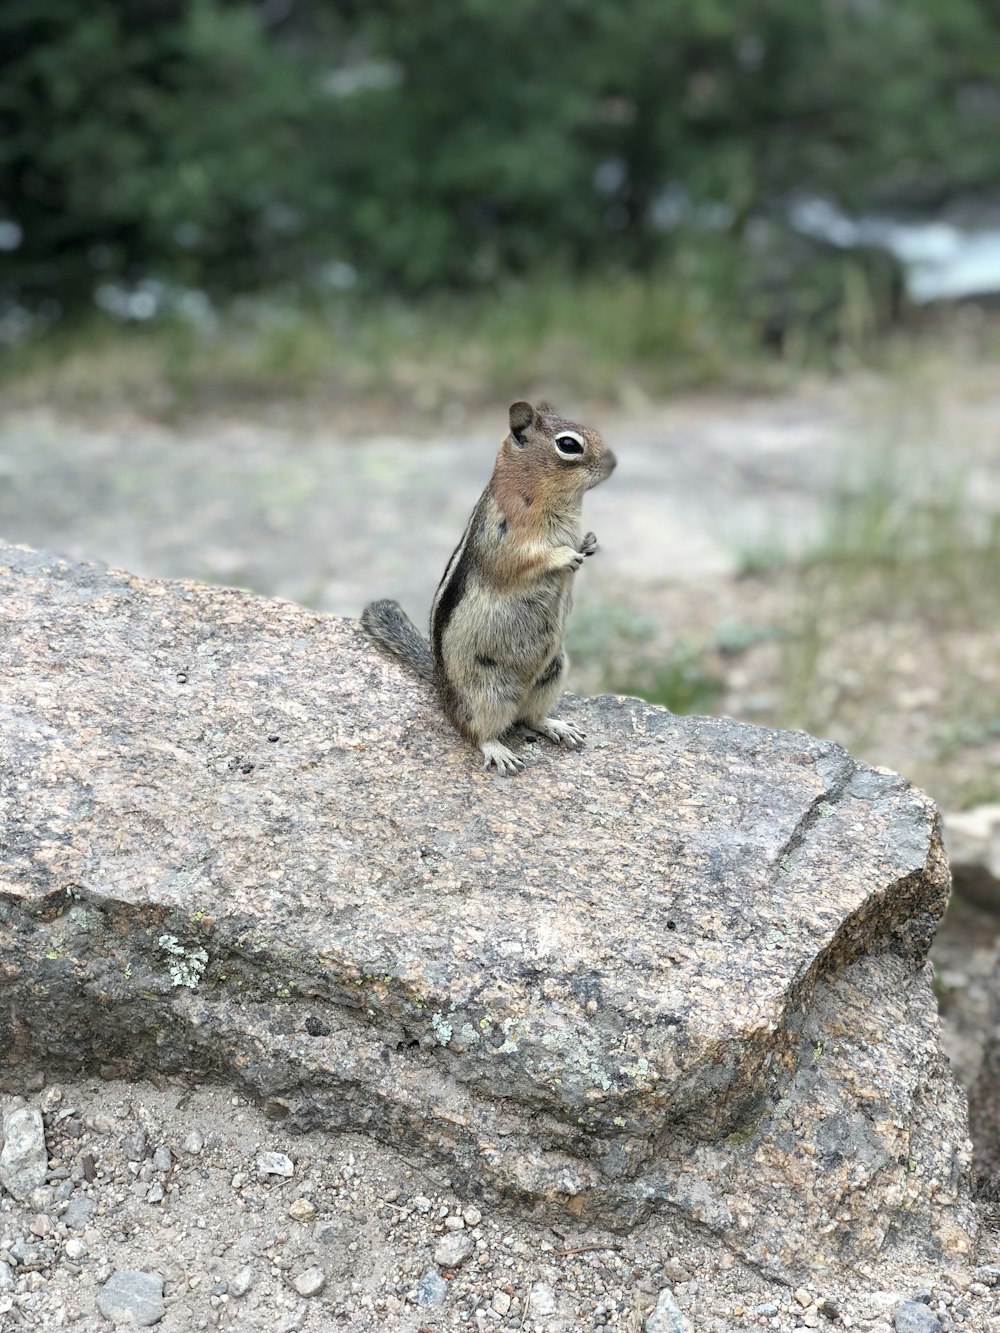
2,0,999,784
1,2,999,1034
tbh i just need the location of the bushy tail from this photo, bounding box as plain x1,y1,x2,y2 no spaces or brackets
361,599,435,682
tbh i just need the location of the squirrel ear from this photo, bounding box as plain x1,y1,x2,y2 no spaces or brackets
508,401,535,444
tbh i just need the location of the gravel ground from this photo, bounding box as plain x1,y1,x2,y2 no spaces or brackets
2,1078,1000,1333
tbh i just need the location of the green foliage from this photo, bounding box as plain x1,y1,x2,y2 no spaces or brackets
2,0,999,313
0,0,336,306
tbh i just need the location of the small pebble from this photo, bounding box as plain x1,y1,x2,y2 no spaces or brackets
413,1268,448,1307
292,1266,326,1297
96,1270,165,1328
434,1232,474,1269
645,1286,693,1333
0,1107,48,1200
530,1284,558,1317
151,1147,172,1172
182,1130,204,1155
894,1303,942,1333
228,1266,255,1298
63,1196,96,1230
122,1131,147,1163
256,1152,294,1178
65,1238,88,1261
492,1291,512,1316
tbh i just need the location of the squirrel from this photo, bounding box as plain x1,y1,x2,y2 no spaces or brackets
362,400,616,774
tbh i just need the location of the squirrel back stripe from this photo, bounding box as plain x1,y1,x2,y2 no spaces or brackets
430,495,486,663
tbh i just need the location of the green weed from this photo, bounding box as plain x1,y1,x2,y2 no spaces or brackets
568,604,723,716
610,644,725,716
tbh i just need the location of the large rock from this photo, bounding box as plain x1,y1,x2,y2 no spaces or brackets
0,1106,47,1200
969,953,1000,1180
0,544,976,1281
943,804,1000,913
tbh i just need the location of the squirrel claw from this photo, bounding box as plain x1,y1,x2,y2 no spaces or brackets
481,740,525,775
527,718,586,749
580,532,598,557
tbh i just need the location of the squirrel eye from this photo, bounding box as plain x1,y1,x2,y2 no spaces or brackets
554,432,585,457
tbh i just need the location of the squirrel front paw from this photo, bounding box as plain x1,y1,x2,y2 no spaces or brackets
554,545,586,573
579,532,598,558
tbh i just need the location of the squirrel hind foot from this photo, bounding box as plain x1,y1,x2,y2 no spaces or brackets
480,740,525,775
525,717,586,749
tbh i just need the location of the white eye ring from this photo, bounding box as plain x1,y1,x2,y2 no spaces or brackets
554,431,585,457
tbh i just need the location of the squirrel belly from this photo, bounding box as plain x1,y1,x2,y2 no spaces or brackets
361,400,616,774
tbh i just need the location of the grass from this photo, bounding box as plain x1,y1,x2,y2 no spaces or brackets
736,369,1000,802
773,435,1000,738
567,603,724,716
609,643,725,716
0,240,910,421
1,278,761,421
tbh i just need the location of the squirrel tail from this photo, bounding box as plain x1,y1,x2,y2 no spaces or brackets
361,599,435,683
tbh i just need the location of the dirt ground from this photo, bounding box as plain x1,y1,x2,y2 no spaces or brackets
1,1073,999,1333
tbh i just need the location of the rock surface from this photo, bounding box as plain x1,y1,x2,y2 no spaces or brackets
0,544,977,1282
893,1299,942,1331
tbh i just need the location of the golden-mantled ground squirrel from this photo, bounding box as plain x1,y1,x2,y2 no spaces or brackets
362,401,616,774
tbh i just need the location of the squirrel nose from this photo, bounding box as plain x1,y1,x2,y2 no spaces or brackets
602,450,618,475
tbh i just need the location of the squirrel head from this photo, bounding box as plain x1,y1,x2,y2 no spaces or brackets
502,401,616,498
